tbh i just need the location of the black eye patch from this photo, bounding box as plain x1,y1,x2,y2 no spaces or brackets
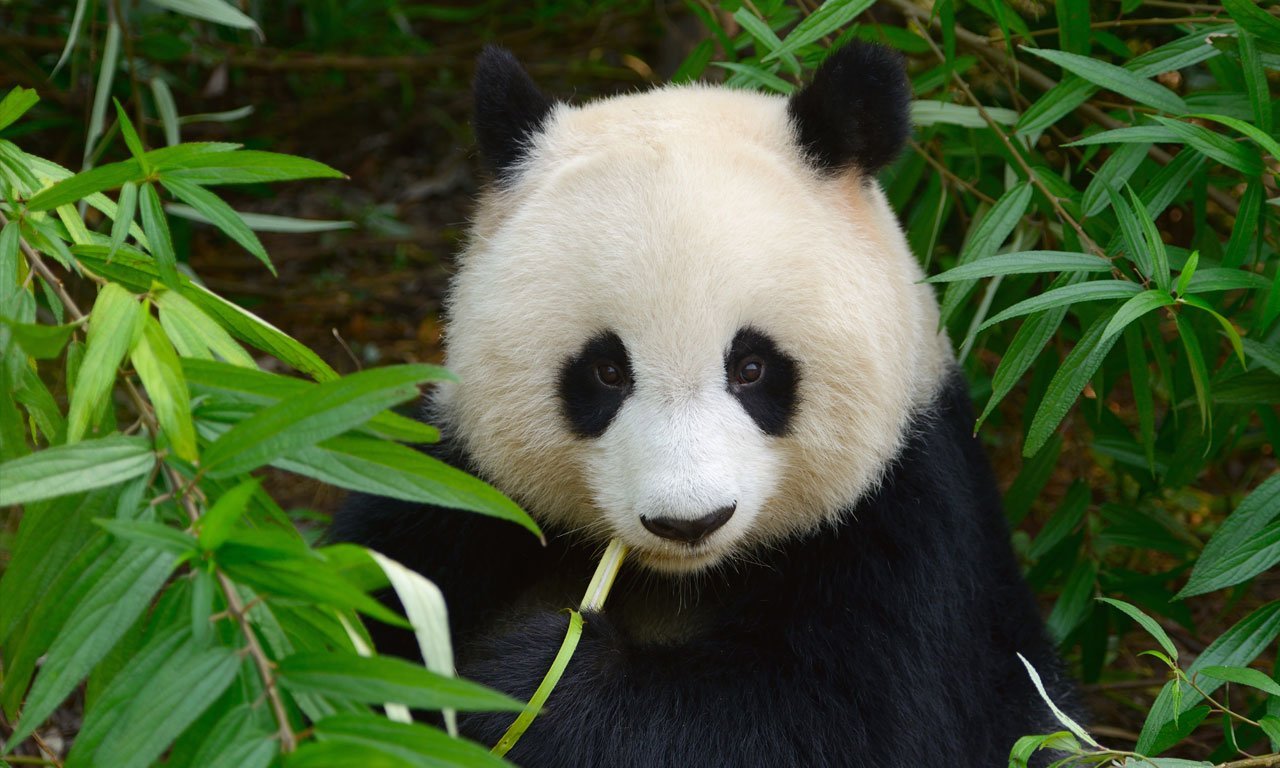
726,328,799,436
559,331,633,438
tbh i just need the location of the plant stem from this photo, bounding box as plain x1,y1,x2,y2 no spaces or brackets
7,217,299,754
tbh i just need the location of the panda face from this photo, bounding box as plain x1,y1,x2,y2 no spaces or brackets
439,49,953,573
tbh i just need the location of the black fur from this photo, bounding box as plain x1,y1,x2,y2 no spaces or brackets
331,371,1078,766
558,331,633,438
473,46,555,180
726,327,799,436
787,42,913,175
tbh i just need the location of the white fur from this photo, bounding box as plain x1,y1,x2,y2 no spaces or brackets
438,85,953,572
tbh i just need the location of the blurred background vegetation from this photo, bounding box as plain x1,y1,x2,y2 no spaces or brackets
1,0,1278,765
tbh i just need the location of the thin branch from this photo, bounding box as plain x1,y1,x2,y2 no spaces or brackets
987,16,1219,43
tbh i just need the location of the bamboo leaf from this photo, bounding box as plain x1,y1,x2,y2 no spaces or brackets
1137,602,1280,754
131,315,198,462
198,478,259,551
1178,474,1280,599
66,284,145,443
1150,116,1262,176
1021,47,1188,115
764,0,876,61
156,150,344,184
3,545,176,750
1024,311,1123,456
1099,598,1179,662
979,280,1141,332
279,651,523,712
1101,290,1176,343
925,250,1112,283
0,87,39,133
203,364,447,476
161,177,274,275
312,713,509,768
1175,314,1211,430
140,182,180,287
144,0,261,31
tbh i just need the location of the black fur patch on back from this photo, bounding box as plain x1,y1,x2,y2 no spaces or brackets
559,332,633,438
786,41,912,175
726,328,798,436
473,46,555,181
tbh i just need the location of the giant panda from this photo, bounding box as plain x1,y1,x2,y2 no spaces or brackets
332,41,1078,767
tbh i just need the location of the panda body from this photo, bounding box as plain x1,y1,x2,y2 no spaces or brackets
332,43,1076,767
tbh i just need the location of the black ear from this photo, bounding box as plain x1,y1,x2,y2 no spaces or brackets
473,46,556,180
787,42,912,176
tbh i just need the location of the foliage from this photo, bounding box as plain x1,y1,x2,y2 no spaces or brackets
682,0,1279,764
0,3,546,766
1,0,1278,767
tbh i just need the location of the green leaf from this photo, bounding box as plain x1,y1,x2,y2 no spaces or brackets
1124,325,1157,474
1236,30,1273,135
1046,559,1097,643
140,182,180,286
1222,0,1280,43
1054,0,1089,54
199,478,259,551
1180,295,1245,366
166,205,354,233
1224,181,1262,270
1101,290,1176,343
710,62,795,95
1178,474,1280,598
4,545,176,750
279,651,523,712
0,316,81,359
910,100,1019,128
1243,338,1280,377
732,8,799,74
154,288,256,367
74,630,241,768
1082,142,1150,217
143,0,261,31
1066,125,1179,147
1185,267,1270,294
94,518,197,557
109,181,139,262
1198,665,1280,697
1149,116,1262,176
1175,314,1211,430
113,99,148,166
202,364,445,476
1021,47,1188,115
72,246,337,381
273,434,538,535
27,158,146,212
1137,601,1280,754
161,177,274,275
976,276,1076,430
0,87,39,132
1127,184,1170,292
764,0,876,61
1024,311,1123,456
132,315,198,461
1261,715,1280,747
313,713,510,768
925,251,1112,283
940,183,1032,324
149,77,181,147
65,282,142,442
156,150,344,184
84,20,120,165
1174,250,1199,299
0,433,154,507
1098,597,1179,662
978,280,1141,333
1028,481,1088,560
1187,112,1280,167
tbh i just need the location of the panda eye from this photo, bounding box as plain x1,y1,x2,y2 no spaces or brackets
734,355,765,386
595,360,627,388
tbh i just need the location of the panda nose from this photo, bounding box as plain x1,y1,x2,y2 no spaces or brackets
641,505,735,544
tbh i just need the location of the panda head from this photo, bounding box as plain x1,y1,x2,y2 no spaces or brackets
439,44,953,574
